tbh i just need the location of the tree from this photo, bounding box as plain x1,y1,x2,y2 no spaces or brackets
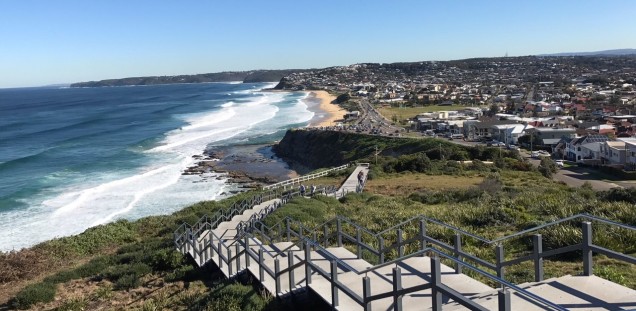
488,104,499,116
334,93,351,104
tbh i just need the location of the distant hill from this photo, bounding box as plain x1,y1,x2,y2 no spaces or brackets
539,49,636,57
70,69,310,88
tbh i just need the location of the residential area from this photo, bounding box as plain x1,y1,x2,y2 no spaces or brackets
278,55,636,183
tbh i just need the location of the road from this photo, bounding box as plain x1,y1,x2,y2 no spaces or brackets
520,151,621,191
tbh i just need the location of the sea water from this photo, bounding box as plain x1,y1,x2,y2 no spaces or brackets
0,82,313,250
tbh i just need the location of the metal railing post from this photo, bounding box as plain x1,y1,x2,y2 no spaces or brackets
379,236,385,264
362,276,372,311
357,228,362,259
244,236,251,267
259,249,265,282
203,237,209,263
392,267,403,311
217,241,223,269
582,221,593,276
453,233,463,274
275,258,281,296
498,289,511,311
192,239,199,265
431,255,443,311
323,224,329,247
305,242,312,286
419,219,427,252
336,218,343,247
288,251,295,293
330,260,339,308
397,229,404,258
496,244,505,280
235,243,241,272
532,234,544,282
286,218,291,241
227,247,233,276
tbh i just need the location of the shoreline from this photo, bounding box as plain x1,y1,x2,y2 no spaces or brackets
306,90,346,127
265,88,346,127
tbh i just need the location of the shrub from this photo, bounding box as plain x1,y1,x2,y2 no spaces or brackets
115,273,141,290
149,248,185,271
104,262,152,290
538,157,557,178
11,282,57,309
598,188,636,204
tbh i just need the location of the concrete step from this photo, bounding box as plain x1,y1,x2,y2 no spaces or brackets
310,256,493,311
248,246,372,297
209,240,298,278
439,274,636,310
521,275,636,310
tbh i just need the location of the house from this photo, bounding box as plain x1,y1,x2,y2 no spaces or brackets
492,124,529,145
529,127,577,150
625,141,636,171
566,135,609,162
600,141,627,166
463,120,519,141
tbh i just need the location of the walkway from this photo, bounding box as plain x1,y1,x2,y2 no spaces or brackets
337,163,370,194
174,166,636,310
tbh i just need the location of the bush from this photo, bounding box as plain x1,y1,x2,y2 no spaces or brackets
149,248,185,271
598,188,636,204
104,262,152,289
115,273,141,290
12,282,57,309
538,157,557,178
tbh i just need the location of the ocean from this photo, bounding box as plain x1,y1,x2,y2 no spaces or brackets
0,82,313,251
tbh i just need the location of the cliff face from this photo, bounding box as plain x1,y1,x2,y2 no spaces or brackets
273,129,503,170
273,130,429,169
273,130,354,169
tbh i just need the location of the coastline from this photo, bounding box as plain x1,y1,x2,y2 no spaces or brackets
306,90,346,127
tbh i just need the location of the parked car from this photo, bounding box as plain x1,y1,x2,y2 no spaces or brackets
487,141,506,147
531,150,550,158
507,145,519,150
555,160,564,168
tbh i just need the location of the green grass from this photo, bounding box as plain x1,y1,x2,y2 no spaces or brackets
6,150,636,309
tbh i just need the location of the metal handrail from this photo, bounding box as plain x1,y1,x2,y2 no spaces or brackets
490,213,636,244
430,248,567,311
174,190,277,247
263,163,351,190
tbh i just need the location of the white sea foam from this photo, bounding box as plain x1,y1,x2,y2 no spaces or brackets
0,84,313,251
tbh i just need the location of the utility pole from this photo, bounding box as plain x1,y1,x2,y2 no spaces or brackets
530,130,533,154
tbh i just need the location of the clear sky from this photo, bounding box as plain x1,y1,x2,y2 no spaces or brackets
1,0,635,88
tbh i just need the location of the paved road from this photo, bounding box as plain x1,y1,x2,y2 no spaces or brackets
521,152,621,191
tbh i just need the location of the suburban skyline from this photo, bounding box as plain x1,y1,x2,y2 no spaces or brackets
1,0,635,88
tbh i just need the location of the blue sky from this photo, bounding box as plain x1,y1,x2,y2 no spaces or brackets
1,0,635,88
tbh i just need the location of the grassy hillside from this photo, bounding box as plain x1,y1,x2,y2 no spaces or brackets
3,131,636,310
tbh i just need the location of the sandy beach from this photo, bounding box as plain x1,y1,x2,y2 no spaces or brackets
306,90,346,127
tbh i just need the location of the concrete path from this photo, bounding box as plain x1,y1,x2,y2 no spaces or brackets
337,164,370,194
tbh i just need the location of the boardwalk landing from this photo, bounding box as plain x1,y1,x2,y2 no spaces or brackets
337,163,369,194
176,165,636,311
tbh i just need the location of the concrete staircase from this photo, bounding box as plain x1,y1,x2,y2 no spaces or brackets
174,166,636,311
